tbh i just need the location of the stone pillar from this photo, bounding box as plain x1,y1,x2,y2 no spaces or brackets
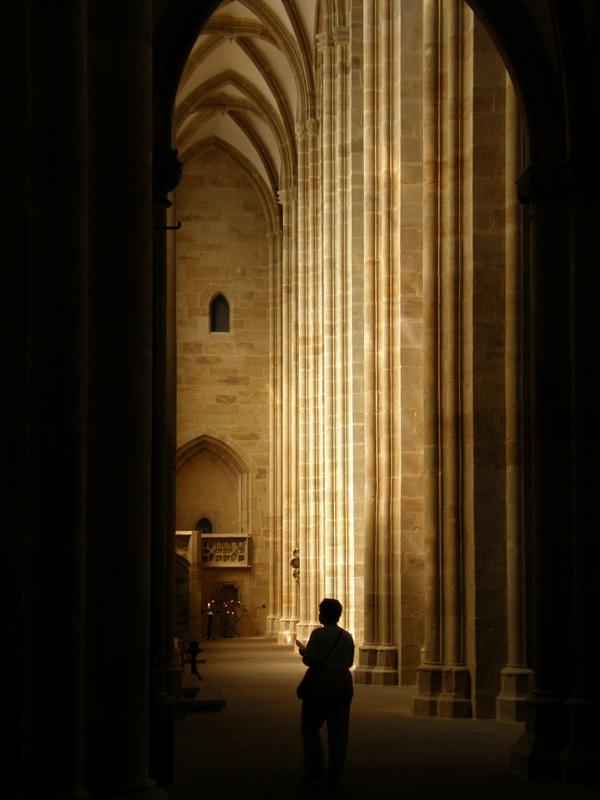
289,185,300,631
306,118,322,630
317,28,336,603
415,0,470,717
186,532,204,637
20,4,89,797
355,0,398,686
295,122,309,640
349,0,366,648
85,0,167,796
396,0,425,688
150,149,182,790
509,165,573,780
334,23,354,628
561,163,600,783
497,77,533,722
267,230,282,639
277,187,293,644
436,0,470,719
414,0,444,714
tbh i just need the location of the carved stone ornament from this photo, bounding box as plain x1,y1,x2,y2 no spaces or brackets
289,546,300,583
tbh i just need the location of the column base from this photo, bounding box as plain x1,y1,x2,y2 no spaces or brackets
413,664,443,716
496,666,533,722
276,618,297,646
438,667,471,718
264,615,280,641
510,693,569,781
561,694,599,784
353,645,398,685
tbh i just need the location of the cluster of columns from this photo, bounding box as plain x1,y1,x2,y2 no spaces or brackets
412,0,530,719
269,10,358,646
268,0,534,703
354,0,399,685
8,1,183,796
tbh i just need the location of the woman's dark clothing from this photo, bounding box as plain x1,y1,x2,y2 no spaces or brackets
300,625,354,783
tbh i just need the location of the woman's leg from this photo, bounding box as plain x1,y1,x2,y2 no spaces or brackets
301,698,327,779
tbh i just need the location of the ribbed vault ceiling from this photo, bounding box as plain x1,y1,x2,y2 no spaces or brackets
175,0,319,197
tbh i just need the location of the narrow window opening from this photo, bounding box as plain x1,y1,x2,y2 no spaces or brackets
210,294,230,332
196,517,213,533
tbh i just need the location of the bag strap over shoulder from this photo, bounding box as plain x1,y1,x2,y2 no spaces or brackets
315,628,344,670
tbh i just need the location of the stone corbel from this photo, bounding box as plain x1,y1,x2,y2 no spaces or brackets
277,185,297,207
153,148,183,208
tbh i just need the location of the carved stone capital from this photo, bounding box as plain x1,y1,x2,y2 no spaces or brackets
305,117,320,139
315,31,335,52
153,149,183,207
277,185,297,206
295,121,306,142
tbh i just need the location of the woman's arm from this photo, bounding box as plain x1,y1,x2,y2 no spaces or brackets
301,630,321,666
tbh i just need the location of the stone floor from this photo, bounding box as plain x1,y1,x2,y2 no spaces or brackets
174,638,598,800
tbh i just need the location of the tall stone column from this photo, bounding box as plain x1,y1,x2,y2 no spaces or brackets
317,28,336,603
150,150,182,790
277,187,293,644
436,0,470,719
414,0,443,716
510,165,573,780
267,230,283,639
355,0,398,686
20,4,89,797
289,185,300,630
306,119,322,629
295,122,308,635
415,0,470,717
333,23,354,628
497,78,533,722
348,0,366,648
85,1,167,796
561,163,600,783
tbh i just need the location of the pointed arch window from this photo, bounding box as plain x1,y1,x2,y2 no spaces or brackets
210,293,230,332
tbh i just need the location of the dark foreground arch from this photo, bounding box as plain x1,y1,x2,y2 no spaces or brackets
5,2,598,798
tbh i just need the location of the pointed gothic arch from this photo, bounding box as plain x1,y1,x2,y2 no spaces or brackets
209,292,230,332
176,434,252,533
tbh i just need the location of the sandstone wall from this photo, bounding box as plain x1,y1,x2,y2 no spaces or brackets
175,145,271,637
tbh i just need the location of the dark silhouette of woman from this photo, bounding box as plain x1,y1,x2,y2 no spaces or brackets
297,598,355,788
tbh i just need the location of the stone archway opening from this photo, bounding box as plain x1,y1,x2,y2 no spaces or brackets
170,0,530,723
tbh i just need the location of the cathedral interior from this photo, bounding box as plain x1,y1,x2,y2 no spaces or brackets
6,1,600,798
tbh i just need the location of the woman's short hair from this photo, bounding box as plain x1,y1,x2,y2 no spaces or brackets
319,598,343,623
